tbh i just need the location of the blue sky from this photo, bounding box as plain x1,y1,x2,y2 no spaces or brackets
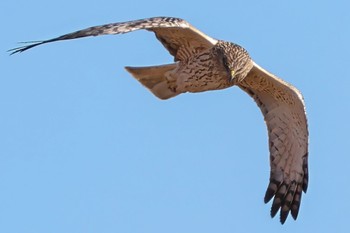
1,0,350,232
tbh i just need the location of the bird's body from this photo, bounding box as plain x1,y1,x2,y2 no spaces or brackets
10,17,309,224
168,42,235,93
125,41,252,99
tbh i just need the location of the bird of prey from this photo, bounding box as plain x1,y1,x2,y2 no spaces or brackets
10,17,309,224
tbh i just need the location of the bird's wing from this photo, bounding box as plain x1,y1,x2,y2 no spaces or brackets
9,17,217,60
238,62,309,224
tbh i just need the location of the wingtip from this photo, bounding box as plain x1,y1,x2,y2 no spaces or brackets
264,179,280,204
291,210,299,221
264,188,275,204
8,48,24,56
270,203,280,219
279,209,290,224
8,41,46,55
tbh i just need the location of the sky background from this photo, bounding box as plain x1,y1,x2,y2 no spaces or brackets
1,0,350,232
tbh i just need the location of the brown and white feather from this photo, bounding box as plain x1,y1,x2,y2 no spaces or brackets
238,62,308,223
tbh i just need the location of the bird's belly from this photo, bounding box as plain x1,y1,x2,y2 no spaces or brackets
182,72,233,93
173,54,233,93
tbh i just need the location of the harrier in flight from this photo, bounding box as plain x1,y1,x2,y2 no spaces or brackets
10,17,309,224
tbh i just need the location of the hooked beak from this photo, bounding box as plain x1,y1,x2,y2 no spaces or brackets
230,70,235,81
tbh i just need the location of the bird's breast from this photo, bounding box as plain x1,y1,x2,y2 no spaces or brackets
174,51,234,93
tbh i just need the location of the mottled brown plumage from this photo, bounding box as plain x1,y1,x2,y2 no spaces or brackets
9,17,309,224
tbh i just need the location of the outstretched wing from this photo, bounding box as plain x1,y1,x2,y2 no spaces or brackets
238,62,309,224
9,17,217,61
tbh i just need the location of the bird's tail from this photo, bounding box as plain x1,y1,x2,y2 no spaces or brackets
125,63,179,100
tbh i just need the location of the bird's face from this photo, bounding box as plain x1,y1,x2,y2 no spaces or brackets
215,41,253,84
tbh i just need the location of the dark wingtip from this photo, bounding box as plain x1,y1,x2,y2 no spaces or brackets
280,209,290,224
8,41,46,55
264,188,275,204
270,203,280,218
291,208,299,221
264,179,281,204
290,196,302,220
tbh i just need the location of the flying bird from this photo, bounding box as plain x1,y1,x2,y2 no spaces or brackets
9,17,309,224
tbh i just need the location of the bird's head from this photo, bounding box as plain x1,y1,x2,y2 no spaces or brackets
214,41,253,84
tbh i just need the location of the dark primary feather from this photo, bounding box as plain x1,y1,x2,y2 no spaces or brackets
9,40,60,55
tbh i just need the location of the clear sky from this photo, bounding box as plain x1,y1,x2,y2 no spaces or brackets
1,0,350,232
